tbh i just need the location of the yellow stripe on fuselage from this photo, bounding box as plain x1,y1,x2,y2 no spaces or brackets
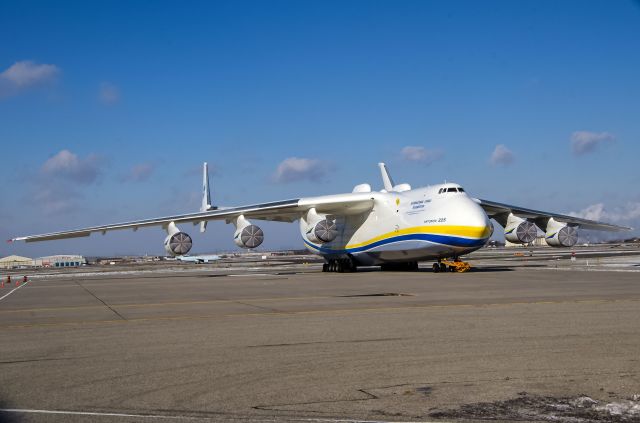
345,225,491,249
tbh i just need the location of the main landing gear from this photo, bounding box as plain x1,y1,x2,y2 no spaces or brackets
323,258,356,273
432,258,471,273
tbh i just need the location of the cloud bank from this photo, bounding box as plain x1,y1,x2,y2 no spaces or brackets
569,202,640,224
0,60,59,98
490,144,515,166
272,157,331,183
42,150,103,184
570,131,615,156
33,150,105,215
400,146,444,164
120,163,155,182
99,82,120,105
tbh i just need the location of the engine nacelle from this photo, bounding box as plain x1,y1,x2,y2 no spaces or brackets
504,213,537,244
232,215,264,248
164,232,193,256
306,218,338,244
545,218,578,247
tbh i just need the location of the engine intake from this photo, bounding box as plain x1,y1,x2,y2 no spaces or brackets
504,214,537,244
164,232,192,256
306,219,338,244
234,224,264,248
545,219,578,247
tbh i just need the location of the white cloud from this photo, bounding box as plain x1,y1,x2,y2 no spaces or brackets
569,202,640,223
26,150,104,216
99,82,120,105
400,146,444,164
570,131,615,156
272,157,331,183
490,144,515,166
120,163,155,182
0,60,59,97
42,150,103,184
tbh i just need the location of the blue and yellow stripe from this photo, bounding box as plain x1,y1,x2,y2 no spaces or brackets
304,225,491,254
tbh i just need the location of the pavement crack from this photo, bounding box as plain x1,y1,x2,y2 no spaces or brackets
74,281,127,321
234,301,281,313
248,337,409,348
253,389,378,413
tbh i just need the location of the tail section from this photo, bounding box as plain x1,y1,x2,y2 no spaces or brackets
200,162,212,233
378,162,395,192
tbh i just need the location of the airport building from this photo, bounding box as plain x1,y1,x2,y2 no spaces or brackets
36,255,86,268
0,255,34,269
0,254,87,269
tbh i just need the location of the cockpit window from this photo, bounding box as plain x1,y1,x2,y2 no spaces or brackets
458,187,465,192
447,187,457,192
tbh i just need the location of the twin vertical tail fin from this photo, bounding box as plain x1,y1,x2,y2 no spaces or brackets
200,162,212,233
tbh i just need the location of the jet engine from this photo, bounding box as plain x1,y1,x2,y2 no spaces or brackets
302,208,339,244
545,218,578,247
504,214,537,244
232,215,264,248
306,218,338,244
164,231,192,256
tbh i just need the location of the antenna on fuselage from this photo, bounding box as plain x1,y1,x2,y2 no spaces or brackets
378,162,395,192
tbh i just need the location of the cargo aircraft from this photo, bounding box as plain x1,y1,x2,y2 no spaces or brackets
10,162,630,272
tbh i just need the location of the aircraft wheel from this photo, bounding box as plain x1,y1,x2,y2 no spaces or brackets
440,263,447,272
432,263,440,273
449,265,455,272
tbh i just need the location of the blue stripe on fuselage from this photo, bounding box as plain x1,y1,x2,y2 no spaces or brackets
304,233,487,254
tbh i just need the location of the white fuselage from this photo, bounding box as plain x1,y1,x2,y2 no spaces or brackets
299,184,492,265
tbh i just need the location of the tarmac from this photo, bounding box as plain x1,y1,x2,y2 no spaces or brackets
0,246,639,422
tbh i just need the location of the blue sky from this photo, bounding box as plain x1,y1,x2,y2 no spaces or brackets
1,0,639,256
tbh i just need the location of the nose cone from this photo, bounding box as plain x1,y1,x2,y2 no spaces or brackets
468,200,493,239
449,197,492,241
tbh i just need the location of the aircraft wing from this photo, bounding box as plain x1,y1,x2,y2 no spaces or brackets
10,194,375,243
475,198,631,232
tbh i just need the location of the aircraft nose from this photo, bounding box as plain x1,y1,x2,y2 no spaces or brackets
465,199,492,239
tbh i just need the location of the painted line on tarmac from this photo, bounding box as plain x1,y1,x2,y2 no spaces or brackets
0,408,441,423
2,297,640,330
0,295,336,314
0,408,204,420
0,280,30,302
292,419,441,423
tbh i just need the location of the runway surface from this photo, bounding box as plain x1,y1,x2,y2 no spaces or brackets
1,253,639,422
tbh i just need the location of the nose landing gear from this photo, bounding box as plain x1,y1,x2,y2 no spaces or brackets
432,258,471,273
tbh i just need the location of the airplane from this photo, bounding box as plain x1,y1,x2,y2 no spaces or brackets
175,254,221,264
9,162,630,273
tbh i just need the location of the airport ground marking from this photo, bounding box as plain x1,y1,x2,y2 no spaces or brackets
0,408,206,420
0,409,439,423
0,295,338,314
0,279,30,302
1,297,640,330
